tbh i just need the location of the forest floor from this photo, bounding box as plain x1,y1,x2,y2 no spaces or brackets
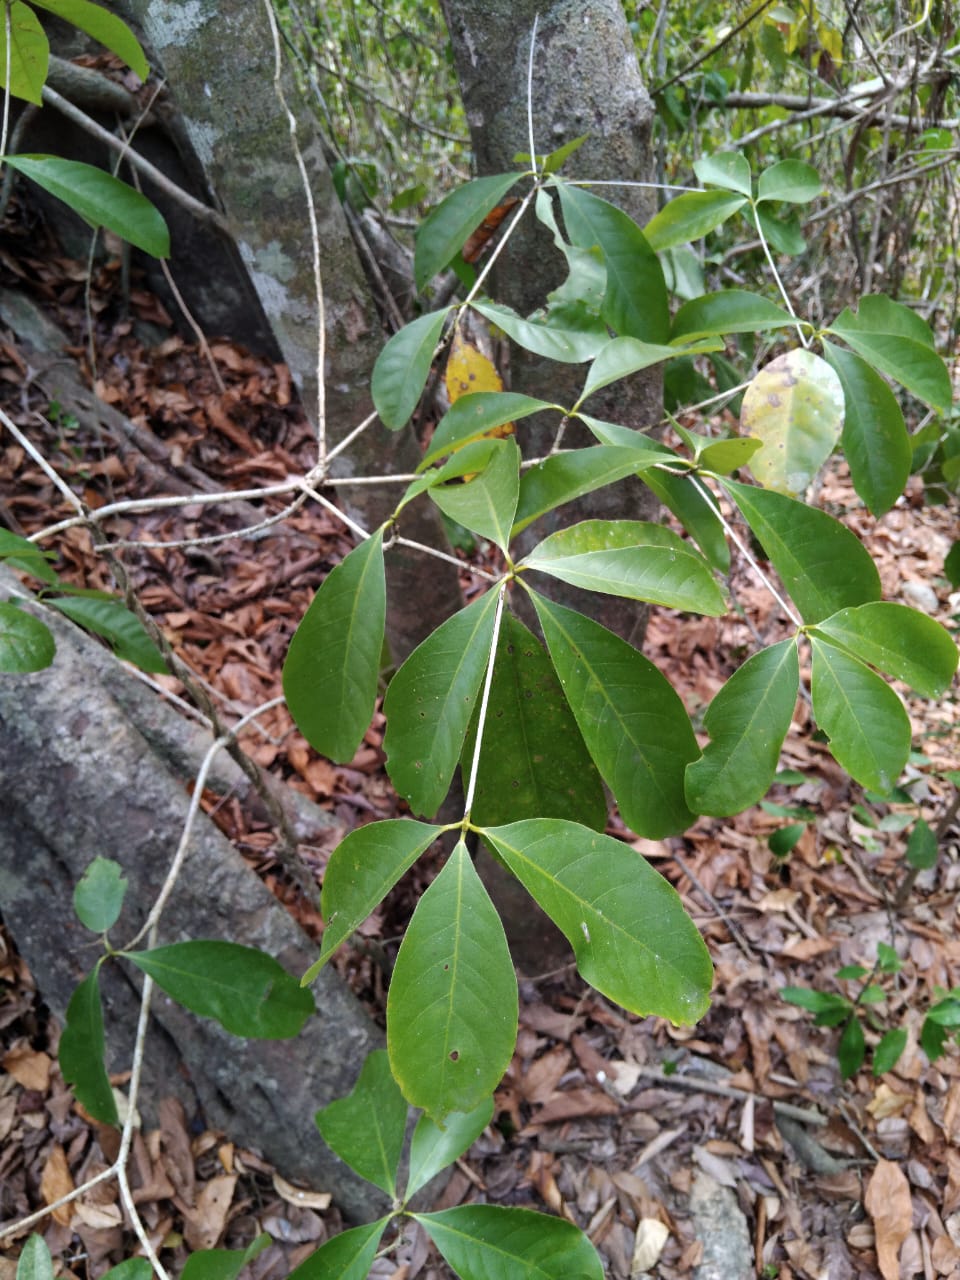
0,207,959,1280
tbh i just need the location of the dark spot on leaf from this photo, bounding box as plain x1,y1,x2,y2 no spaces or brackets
449,1049,459,1061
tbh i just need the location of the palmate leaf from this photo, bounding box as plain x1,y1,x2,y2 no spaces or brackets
521,519,726,615
685,638,800,816
826,294,951,414
414,173,525,290
810,637,912,794
383,589,500,816
387,843,518,1122
59,966,118,1125
371,306,449,429
406,1097,494,1200
530,592,698,837
414,1205,603,1280
481,820,712,1024
429,436,520,552
810,602,958,698
286,1219,391,1280
461,610,607,831
315,1050,407,1198
556,183,669,343
125,942,314,1039
282,528,385,763
726,480,880,623
822,341,911,515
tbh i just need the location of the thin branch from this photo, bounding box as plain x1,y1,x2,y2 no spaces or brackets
653,0,778,93
462,580,507,817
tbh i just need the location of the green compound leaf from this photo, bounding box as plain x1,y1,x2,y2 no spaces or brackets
512,444,674,536
826,294,952,414
810,637,911,795
15,1236,54,1280
387,842,518,1122
557,183,669,343
315,1050,407,1198
0,2,48,104
59,966,118,1125
0,602,55,672
282,529,386,764
125,942,314,1040
685,638,799,817
521,519,726,615
384,589,500,816
671,289,794,342
306,819,441,980
461,610,607,831
4,157,169,256
73,856,127,933
179,1236,270,1280
405,1097,494,1201
694,151,752,197
47,593,166,672
480,820,712,1024
644,190,747,251
30,0,148,79
429,437,520,552
415,173,525,291
531,592,698,837
725,480,881,623
741,349,844,496
286,1219,391,1280
810,602,958,698
470,299,605,364
372,307,449,429
422,391,556,468
414,1205,603,1280
580,335,720,400
756,160,822,204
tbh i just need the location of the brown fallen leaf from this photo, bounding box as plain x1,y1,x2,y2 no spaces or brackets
183,1174,237,1251
864,1158,912,1280
40,1144,75,1225
3,1042,52,1091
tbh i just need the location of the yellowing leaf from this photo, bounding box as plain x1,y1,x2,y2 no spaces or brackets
446,332,511,432
742,349,843,495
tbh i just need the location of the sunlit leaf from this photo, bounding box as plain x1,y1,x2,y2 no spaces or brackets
422,392,555,468
810,602,958,697
513,444,674,535
470,299,606,364
742,349,844,495
580,335,720,401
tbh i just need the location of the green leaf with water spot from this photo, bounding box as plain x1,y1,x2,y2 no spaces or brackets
414,1205,603,1280
0,602,55,672
512,444,674,535
810,636,911,794
826,295,951,414
810,602,957,698
725,480,880,623
387,842,517,1121
644,190,747,251
685,638,799,816
415,173,525,290
429,437,520,552
531,592,698,837
741,349,844,496
384,590,500,816
406,1097,494,1201
282,529,385,763
315,1050,407,1197
481,820,711,1023
522,519,726,615
372,307,449,428
59,965,118,1125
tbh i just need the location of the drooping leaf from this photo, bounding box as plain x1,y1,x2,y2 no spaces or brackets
461,610,607,830
0,2,48,104
756,159,822,204
383,589,500,816
387,842,518,1122
315,1050,407,1198
304,820,442,981
470,299,605,364
580,335,720,401
415,174,525,290
282,529,385,763
905,818,938,871
0,602,55,672
533,188,608,341
405,1097,494,1201
672,290,794,341
694,151,752,197
286,1219,390,1280
422,391,556,468
557,183,669,342
726,480,881,623
531,592,698,837
429,437,521,552
644,190,747,251
685,638,799,816
125,942,314,1039
512,444,674,535
414,1205,603,1280
59,967,118,1125
810,637,911,794
371,306,449,429
73,856,127,933
30,0,148,79
15,1236,54,1280
810,602,958,698
742,350,844,495
47,593,166,672
521,520,726,615
3,157,169,255
822,341,911,515
445,328,505,399
179,1236,270,1280
481,820,712,1024
826,295,951,414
